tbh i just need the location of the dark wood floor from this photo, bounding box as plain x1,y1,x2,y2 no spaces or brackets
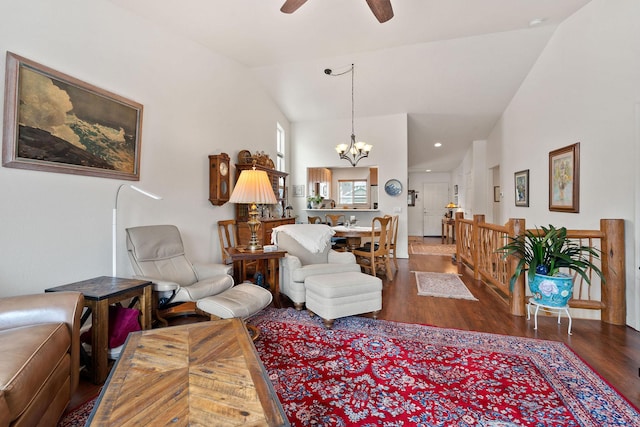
68,237,640,413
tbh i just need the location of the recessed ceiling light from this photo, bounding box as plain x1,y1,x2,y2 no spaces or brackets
426,169,432,172
434,142,442,148
529,18,545,26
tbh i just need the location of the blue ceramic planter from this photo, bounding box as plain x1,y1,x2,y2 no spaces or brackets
529,272,574,307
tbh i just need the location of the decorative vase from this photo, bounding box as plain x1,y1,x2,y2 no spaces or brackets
528,272,574,307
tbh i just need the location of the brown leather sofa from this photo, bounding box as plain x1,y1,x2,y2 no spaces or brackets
0,292,83,427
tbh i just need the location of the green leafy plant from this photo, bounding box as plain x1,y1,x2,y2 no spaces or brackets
307,194,323,204
497,224,605,290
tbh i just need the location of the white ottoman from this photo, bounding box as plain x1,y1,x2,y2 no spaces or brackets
305,271,382,329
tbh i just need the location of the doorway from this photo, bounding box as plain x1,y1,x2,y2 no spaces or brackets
422,182,448,236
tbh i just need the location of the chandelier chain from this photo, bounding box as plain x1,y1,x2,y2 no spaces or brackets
329,63,372,167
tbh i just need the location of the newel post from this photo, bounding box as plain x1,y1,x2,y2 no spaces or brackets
600,219,626,325
472,215,485,281
507,218,526,316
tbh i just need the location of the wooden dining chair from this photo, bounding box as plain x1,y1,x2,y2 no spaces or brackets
217,219,257,280
386,214,399,271
353,216,393,281
324,214,347,251
325,214,345,226
308,216,322,224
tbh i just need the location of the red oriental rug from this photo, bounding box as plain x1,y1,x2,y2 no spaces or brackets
248,308,639,427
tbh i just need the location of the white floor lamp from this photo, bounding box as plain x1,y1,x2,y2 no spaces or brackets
112,184,162,277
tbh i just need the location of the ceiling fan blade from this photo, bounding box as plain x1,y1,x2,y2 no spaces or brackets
365,0,394,23
280,0,308,14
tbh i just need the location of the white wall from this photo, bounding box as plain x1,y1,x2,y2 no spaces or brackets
0,0,289,296
486,0,640,328
290,113,409,257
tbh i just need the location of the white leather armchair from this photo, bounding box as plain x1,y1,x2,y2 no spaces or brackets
126,224,271,325
273,225,362,310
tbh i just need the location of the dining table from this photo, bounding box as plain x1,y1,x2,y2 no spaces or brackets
331,225,380,251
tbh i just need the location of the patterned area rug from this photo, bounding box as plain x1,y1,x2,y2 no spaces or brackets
249,308,639,426
414,271,478,301
58,396,97,427
61,309,640,426
409,243,456,256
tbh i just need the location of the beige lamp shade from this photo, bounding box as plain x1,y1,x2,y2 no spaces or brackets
445,202,458,209
229,169,277,205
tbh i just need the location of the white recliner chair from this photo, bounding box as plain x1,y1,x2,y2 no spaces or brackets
272,224,362,310
126,225,272,326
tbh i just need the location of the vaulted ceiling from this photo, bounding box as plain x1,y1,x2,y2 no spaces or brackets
108,0,592,172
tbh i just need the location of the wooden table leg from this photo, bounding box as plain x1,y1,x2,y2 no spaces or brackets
267,258,281,308
90,299,109,384
346,236,361,251
140,286,152,330
232,259,243,284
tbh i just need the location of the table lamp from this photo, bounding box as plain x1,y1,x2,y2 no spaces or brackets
229,163,278,251
445,202,458,218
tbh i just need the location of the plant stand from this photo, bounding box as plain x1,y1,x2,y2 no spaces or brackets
527,299,572,335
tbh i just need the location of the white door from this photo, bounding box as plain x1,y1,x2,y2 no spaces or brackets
422,183,449,236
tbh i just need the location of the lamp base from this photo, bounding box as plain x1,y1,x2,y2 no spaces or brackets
246,203,262,251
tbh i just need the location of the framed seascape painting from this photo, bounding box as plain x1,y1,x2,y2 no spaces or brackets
514,169,529,207
549,143,580,213
2,52,143,180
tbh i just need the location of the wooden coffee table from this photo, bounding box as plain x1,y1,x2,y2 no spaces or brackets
87,318,289,426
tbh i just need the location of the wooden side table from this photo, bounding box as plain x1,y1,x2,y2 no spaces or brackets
45,276,152,384
227,247,286,307
442,218,455,244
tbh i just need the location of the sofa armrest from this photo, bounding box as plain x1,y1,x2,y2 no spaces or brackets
0,292,83,332
0,292,84,398
193,263,232,279
328,250,356,264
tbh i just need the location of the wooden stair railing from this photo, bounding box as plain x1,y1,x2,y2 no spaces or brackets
454,215,625,325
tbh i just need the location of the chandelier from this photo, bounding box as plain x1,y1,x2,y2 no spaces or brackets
326,64,372,167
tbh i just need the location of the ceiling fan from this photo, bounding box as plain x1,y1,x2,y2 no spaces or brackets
280,0,394,23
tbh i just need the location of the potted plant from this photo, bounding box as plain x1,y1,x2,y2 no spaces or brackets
497,224,605,307
307,194,323,209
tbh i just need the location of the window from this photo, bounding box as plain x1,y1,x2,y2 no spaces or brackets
338,179,368,206
276,122,285,172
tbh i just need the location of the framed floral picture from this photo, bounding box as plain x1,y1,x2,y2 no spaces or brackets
549,143,580,213
514,169,529,207
2,52,143,180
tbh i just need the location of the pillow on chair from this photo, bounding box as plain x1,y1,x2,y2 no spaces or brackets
81,305,141,349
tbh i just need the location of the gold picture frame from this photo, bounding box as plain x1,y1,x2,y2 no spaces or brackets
514,169,529,207
2,52,143,180
549,143,580,212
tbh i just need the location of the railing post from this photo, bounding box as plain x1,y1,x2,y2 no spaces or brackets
600,219,626,325
472,215,485,281
506,218,526,316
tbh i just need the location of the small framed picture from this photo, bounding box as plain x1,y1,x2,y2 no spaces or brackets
514,169,529,207
292,184,305,197
549,143,580,213
493,186,500,202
